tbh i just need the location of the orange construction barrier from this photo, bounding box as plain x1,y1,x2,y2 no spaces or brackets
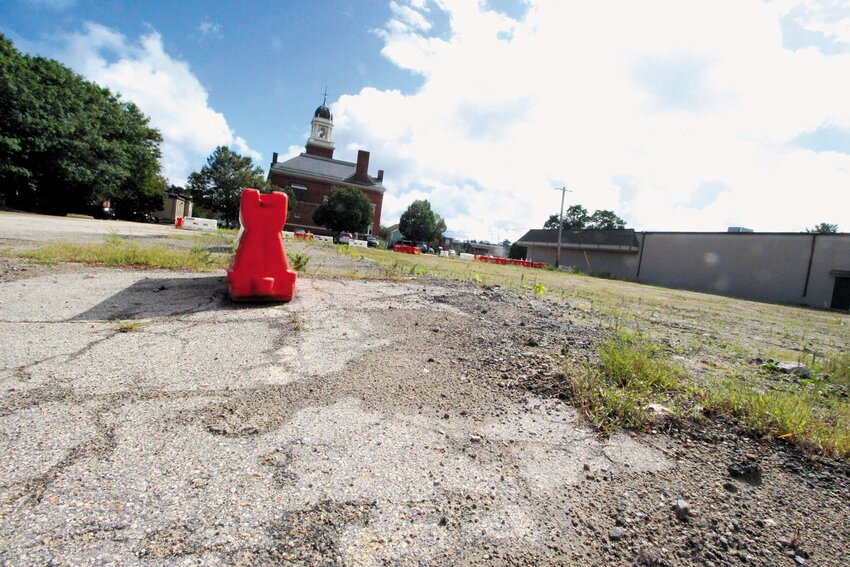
227,189,297,302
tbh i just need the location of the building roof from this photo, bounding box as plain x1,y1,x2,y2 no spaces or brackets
517,229,640,251
270,153,385,193
314,103,332,120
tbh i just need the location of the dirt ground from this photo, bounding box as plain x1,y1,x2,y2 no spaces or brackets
0,214,848,566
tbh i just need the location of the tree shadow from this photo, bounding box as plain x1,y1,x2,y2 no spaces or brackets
70,275,279,321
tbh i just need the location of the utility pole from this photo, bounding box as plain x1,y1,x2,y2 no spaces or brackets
554,186,573,268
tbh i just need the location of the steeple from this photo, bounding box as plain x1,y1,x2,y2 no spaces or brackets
306,89,334,158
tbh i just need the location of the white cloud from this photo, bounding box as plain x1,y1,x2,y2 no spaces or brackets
329,0,850,240
198,21,222,40
57,22,259,185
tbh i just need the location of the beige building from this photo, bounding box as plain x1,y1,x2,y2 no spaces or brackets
154,193,193,222
516,229,850,310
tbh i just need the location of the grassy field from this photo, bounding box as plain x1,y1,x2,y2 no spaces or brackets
8,234,850,458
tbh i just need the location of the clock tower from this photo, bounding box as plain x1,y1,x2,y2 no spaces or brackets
306,91,335,159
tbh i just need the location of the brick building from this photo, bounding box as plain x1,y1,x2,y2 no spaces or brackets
268,99,385,235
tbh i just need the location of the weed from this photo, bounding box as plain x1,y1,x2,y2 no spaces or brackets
564,331,684,431
116,320,141,333
104,231,123,247
291,314,305,331
533,281,546,297
288,252,310,272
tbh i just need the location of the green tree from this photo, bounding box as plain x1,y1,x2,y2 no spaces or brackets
433,213,447,241
399,199,445,242
509,242,527,259
255,178,297,215
0,35,163,214
379,225,392,241
807,222,838,234
187,146,265,227
312,185,373,233
543,205,591,230
544,205,626,230
113,173,166,219
587,209,626,229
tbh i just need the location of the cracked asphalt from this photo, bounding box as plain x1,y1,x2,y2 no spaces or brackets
0,259,675,565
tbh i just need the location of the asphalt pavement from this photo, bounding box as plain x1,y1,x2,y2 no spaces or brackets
0,258,670,565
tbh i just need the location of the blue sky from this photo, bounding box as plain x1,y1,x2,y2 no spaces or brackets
3,0,850,240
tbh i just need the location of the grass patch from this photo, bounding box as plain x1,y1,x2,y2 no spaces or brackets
565,331,850,458
20,238,227,271
565,331,685,431
821,351,850,390
703,379,850,458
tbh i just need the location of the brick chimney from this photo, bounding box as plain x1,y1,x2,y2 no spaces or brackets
272,152,278,164
377,169,384,182
356,150,370,183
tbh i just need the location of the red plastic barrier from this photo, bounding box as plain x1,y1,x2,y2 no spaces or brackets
227,189,297,302
393,245,421,254
532,262,547,269
175,217,184,229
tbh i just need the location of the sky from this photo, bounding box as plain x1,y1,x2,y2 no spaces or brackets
2,0,850,241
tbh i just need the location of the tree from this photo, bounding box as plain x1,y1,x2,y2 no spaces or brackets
255,178,297,215
807,222,838,234
312,185,373,233
399,199,445,243
379,225,392,241
113,173,166,219
187,146,265,227
587,209,626,230
508,242,527,259
543,204,626,230
543,205,590,230
0,35,163,215
433,213,447,242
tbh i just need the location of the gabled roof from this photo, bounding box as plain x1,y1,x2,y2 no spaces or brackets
270,153,385,193
517,229,640,251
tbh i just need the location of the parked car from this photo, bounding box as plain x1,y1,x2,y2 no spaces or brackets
366,236,379,248
336,231,353,244
129,211,156,223
83,204,115,219
98,207,116,220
